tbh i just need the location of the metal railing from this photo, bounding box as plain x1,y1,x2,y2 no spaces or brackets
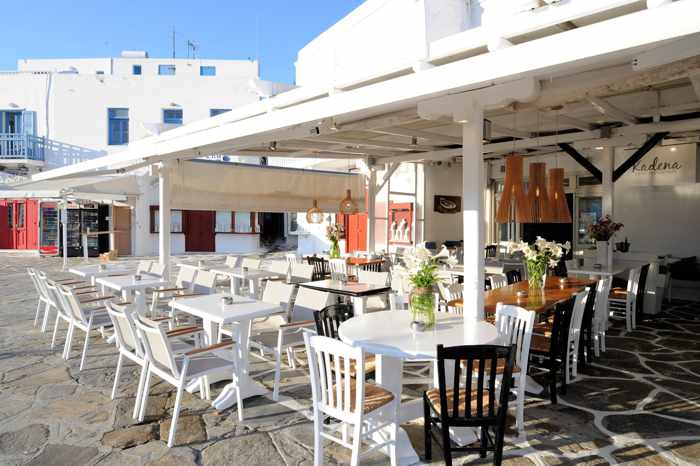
0,133,45,161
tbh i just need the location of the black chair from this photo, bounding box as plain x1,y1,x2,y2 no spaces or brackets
552,258,568,278
578,285,598,365
635,263,650,323
505,269,521,285
485,244,497,258
313,303,354,339
423,344,515,466
307,255,330,281
528,297,574,404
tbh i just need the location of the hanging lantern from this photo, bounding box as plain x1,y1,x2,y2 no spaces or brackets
306,200,324,224
338,189,358,215
495,154,530,223
525,162,551,223
546,168,572,223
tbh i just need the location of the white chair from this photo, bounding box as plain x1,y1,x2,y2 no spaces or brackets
609,267,640,331
358,270,390,311
150,266,197,314
592,277,612,356
31,270,60,332
59,285,117,370
148,262,166,278
263,260,290,279
225,255,242,268
494,303,535,433
286,253,302,266
329,258,349,281
389,269,410,311
565,290,589,384
484,265,505,275
137,260,154,274
106,301,199,419
489,274,508,290
438,281,462,314
291,263,314,282
304,332,398,466
241,257,262,270
134,314,237,447
44,280,75,357
167,270,218,326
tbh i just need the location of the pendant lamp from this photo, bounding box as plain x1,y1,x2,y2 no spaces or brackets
525,162,551,223
495,154,530,223
306,200,323,224
338,189,358,215
546,168,572,223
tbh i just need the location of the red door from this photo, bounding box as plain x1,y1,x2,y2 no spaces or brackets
184,210,215,252
25,200,39,249
13,201,27,249
344,212,367,253
0,200,10,249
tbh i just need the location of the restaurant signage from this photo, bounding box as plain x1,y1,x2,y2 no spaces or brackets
616,144,696,186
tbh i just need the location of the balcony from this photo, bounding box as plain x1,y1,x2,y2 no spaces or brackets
0,133,45,174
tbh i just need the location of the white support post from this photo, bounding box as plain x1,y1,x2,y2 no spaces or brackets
366,169,377,253
602,147,614,218
62,202,68,271
158,162,172,281
461,102,486,323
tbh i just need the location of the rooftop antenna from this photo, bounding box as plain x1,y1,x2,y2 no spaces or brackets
171,27,176,58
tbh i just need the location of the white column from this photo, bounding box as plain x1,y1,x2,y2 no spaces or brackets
62,202,68,271
461,102,486,323
366,169,377,252
602,147,614,218
158,162,172,281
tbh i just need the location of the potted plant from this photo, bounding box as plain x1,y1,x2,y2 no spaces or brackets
510,237,570,291
326,223,343,259
404,247,439,330
588,215,624,267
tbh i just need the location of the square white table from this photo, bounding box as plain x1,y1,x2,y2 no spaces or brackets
298,279,391,316
69,263,134,286
96,274,168,315
170,293,283,411
209,266,285,297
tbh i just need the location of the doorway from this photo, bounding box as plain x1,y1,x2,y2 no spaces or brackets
112,206,132,256
184,210,215,252
259,213,285,247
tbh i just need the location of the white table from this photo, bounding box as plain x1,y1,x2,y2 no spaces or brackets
170,293,283,411
339,311,500,466
567,262,627,277
69,263,133,286
96,274,168,315
209,266,285,297
298,279,391,316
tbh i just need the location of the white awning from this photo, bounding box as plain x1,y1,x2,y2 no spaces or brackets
170,161,365,213
3,172,141,202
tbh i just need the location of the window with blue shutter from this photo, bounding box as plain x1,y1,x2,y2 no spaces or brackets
108,108,129,145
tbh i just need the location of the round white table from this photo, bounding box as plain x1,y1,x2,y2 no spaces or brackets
339,311,500,466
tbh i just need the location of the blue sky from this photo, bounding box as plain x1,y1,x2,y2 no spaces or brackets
2,1,364,84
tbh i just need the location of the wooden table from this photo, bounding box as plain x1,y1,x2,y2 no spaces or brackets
447,276,594,314
346,257,384,271
298,279,391,316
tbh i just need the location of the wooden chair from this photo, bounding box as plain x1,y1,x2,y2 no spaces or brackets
578,285,598,366
304,333,398,466
489,274,508,290
438,281,462,314
241,257,262,270
137,260,154,274
566,289,591,383
609,267,640,331
225,255,242,268
494,304,534,433
592,277,612,356
485,244,498,258
329,258,349,281
307,256,330,281
134,314,237,447
505,269,521,285
424,344,515,466
149,262,166,278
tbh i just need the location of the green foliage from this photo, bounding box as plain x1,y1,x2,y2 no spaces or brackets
409,262,438,288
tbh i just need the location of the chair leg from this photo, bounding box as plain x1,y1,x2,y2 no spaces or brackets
423,397,432,461
313,408,324,466
51,316,61,350
440,420,453,466
480,426,488,458
350,422,362,466
79,327,92,371
138,368,152,422
494,426,506,466
390,399,399,466
41,302,51,332
549,361,558,405
63,324,74,360
272,349,282,402
133,363,148,419
111,352,123,400
168,377,186,448
34,300,42,326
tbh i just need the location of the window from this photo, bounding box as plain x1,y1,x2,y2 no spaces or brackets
16,203,25,228
216,211,232,232
108,108,129,145
234,212,253,233
7,204,13,228
163,109,183,125
132,65,142,75
210,108,231,117
200,66,216,76
158,64,176,75
150,207,183,233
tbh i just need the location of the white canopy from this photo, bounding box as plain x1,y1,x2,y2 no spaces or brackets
170,161,365,212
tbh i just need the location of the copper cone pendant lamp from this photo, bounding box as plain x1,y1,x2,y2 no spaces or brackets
338,189,358,215
495,154,530,223
306,200,324,224
546,168,572,223
525,162,552,223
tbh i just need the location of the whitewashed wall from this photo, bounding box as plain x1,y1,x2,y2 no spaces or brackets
423,163,464,246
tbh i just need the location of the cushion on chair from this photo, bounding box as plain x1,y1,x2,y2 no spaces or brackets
425,387,497,416
332,382,394,414
530,334,551,353
609,289,628,300
462,358,520,375
349,355,376,377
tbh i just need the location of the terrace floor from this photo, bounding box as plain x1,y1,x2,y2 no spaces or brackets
1,254,700,465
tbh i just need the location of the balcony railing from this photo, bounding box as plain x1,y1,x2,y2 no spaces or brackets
0,133,45,161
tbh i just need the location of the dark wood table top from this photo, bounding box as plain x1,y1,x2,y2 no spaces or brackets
448,276,594,314
298,279,391,297
346,257,384,266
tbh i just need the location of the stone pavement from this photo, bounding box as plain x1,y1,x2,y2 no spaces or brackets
1,254,699,465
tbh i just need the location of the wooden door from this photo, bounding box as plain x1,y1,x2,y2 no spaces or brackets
13,201,27,249
0,200,10,249
25,200,39,250
112,206,132,256
345,212,367,253
184,210,215,252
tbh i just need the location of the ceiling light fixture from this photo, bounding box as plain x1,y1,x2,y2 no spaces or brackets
546,168,572,223
268,141,277,151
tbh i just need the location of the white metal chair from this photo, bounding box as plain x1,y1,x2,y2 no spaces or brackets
291,263,314,282
262,260,290,281
149,262,166,278
150,266,197,314
167,270,218,326
304,332,398,466
329,258,349,281
592,277,612,356
494,303,535,433
389,269,410,311
609,267,640,331
31,270,59,332
241,257,261,270
137,260,154,274
489,274,508,290
225,255,242,268
438,281,462,314
358,270,390,311
44,280,76,357
134,314,237,447
286,253,303,266
565,290,589,384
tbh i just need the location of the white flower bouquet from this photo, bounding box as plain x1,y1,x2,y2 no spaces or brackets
509,237,570,290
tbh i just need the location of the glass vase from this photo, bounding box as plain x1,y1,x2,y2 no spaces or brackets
329,239,341,259
526,261,547,291
409,287,436,330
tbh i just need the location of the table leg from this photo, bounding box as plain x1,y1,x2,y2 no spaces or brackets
352,296,367,316
231,276,240,296
133,289,146,316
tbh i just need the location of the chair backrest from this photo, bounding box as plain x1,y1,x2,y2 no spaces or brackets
44,280,71,320
137,260,153,274
593,276,612,326
149,262,166,277
192,270,217,294
636,263,650,315
225,255,242,268
485,244,498,258
625,267,641,308
579,285,598,338
293,287,333,321
484,265,504,275
328,259,348,281
33,270,54,303
285,253,302,265
241,257,261,270
438,281,462,312
568,290,589,346
547,297,575,358
494,304,534,374
175,267,197,290
304,332,366,422
357,270,389,287
314,304,354,340
489,274,508,290
505,269,521,285
27,268,42,297
435,344,515,423
106,301,143,357
261,281,295,313
58,285,89,325
133,314,179,377
264,260,289,276
307,256,329,281
565,260,576,275
291,263,314,281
